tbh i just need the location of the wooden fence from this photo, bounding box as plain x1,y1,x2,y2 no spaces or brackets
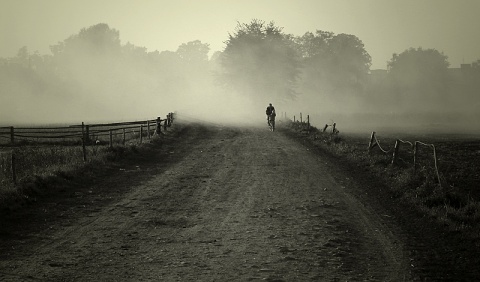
0,112,174,186
284,112,339,135
0,113,174,147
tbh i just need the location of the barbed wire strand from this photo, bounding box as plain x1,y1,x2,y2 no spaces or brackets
373,134,393,153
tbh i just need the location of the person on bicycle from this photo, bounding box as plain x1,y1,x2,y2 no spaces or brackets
266,103,275,126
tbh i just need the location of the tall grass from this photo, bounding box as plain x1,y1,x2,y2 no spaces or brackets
0,139,146,208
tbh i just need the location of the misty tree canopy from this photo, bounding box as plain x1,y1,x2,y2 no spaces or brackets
387,47,450,98
295,31,371,97
1,21,479,126
220,20,301,103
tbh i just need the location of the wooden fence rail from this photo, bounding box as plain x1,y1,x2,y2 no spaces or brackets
0,113,174,146
0,112,175,186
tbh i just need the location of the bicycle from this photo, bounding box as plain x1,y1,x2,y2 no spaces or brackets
267,114,276,131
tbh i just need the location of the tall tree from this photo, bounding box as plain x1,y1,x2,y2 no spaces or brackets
387,47,450,97
50,23,121,57
49,23,123,93
176,40,210,64
296,31,371,97
220,19,300,102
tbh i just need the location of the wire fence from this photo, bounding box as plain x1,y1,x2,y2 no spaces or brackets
368,131,442,186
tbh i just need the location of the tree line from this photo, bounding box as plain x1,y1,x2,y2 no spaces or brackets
1,20,479,124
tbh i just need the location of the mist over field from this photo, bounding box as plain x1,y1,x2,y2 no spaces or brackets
1,22,479,133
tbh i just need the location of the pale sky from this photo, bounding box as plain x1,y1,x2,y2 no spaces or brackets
1,0,479,69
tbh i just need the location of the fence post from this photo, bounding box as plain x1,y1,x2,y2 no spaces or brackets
11,150,17,185
147,121,150,138
164,116,168,131
307,115,310,130
300,113,303,123
81,122,87,162
413,141,418,173
109,130,113,148
368,131,376,151
85,125,90,143
156,117,161,135
123,129,126,145
432,145,442,186
332,123,337,134
392,140,400,164
10,126,14,145
140,125,143,143
293,116,296,123
323,124,328,132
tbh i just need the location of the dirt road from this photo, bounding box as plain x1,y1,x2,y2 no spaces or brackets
1,123,417,281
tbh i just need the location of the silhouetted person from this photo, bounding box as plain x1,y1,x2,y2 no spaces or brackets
266,103,276,127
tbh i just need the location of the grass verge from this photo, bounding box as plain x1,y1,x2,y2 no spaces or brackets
0,126,183,213
281,119,480,241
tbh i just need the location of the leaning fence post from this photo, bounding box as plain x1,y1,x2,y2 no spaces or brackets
432,145,442,186
10,126,14,145
332,123,337,134
81,122,87,162
11,150,17,185
413,141,418,173
368,131,376,151
392,140,400,164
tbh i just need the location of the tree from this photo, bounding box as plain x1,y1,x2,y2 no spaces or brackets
176,40,210,64
328,34,371,86
387,47,450,95
176,40,211,79
48,24,123,92
50,23,121,57
220,19,301,102
296,31,371,96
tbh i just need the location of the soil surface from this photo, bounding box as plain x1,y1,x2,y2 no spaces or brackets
0,122,478,281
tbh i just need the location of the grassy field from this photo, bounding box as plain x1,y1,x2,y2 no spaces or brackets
0,129,160,209
284,120,480,237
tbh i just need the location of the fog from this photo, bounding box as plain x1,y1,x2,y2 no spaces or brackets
1,23,479,134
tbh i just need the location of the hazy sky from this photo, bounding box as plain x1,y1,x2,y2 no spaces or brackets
1,0,479,69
